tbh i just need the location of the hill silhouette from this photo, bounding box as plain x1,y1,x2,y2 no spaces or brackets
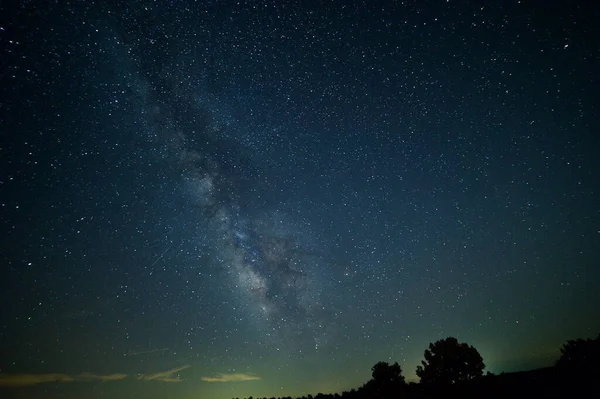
234,334,600,399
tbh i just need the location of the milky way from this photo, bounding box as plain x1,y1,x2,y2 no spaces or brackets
110,17,335,352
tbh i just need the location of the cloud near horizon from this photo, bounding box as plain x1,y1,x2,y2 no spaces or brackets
137,365,191,383
0,372,128,387
78,373,128,382
1,366,191,387
201,372,261,382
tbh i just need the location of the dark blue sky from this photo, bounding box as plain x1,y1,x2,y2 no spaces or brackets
1,1,599,398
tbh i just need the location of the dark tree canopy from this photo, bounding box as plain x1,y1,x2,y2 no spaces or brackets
416,337,485,386
371,361,405,385
361,361,406,398
556,334,600,374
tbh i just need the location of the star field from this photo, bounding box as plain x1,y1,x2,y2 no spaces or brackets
1,1,599,399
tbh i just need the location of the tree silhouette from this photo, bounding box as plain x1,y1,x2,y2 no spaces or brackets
556,333,600,375
361,361,406,398
416,337,485,386
371,361,405,385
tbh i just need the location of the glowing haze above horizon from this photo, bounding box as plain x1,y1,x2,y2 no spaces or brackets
1,1,599,399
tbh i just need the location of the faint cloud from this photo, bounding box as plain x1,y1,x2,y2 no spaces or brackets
0,373,73,387
137,365,190,383
77,373,128,382
201,373,261,382
0,372,127,387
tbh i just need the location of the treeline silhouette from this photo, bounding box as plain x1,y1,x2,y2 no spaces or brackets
234,334,600,399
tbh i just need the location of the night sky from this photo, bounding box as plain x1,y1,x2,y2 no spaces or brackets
1,1,599,398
